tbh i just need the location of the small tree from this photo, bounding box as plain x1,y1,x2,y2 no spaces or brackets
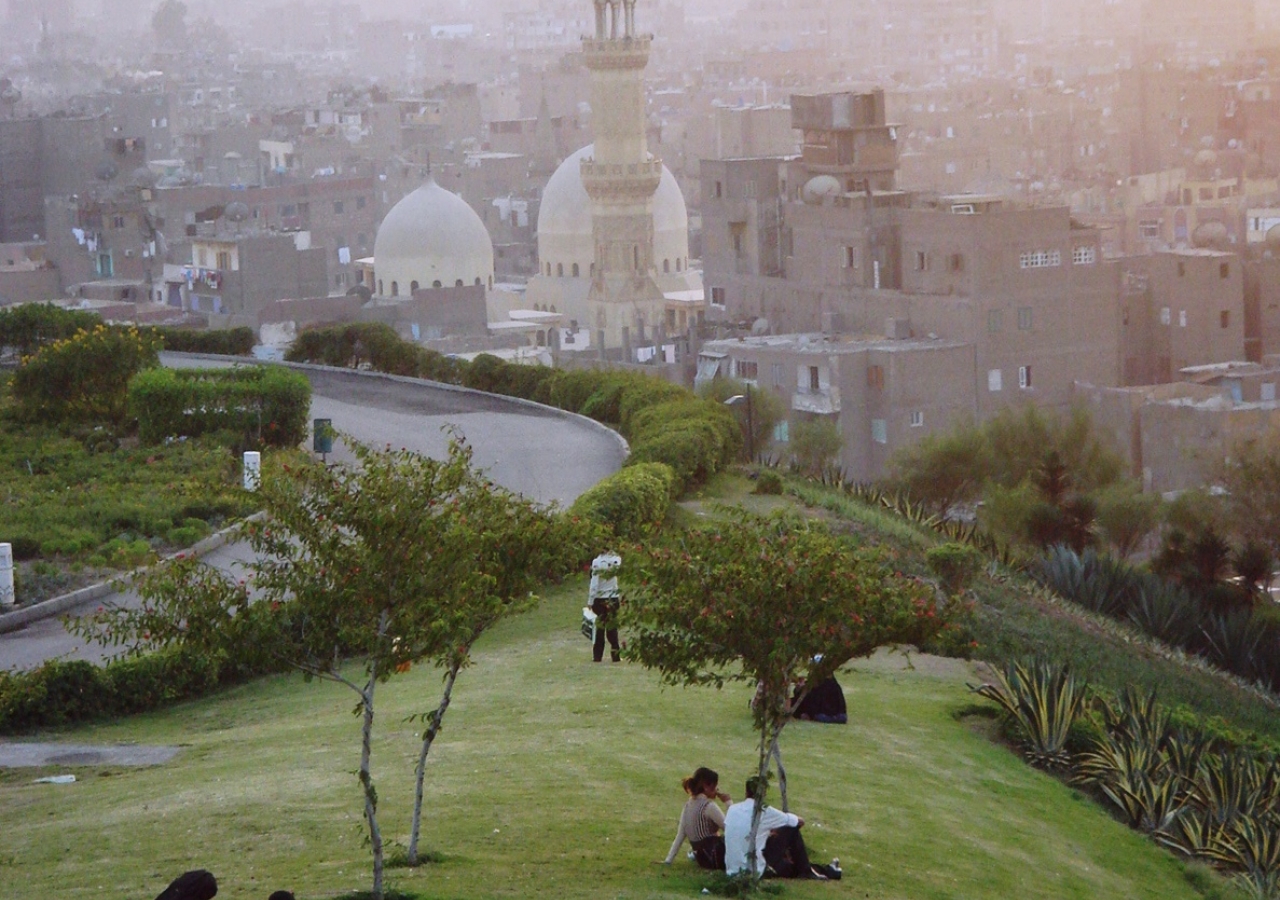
1220,429,1280,565
75,436,598,898
790,416,842,476
887,421,990,517
620,510,946,880
11,324,161,424
1093,481,1161,559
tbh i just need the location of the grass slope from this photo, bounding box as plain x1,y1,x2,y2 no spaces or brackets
1,580,1216,900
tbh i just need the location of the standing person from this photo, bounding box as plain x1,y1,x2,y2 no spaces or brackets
724,776,841,880
589,552,622,662
661,766,731,869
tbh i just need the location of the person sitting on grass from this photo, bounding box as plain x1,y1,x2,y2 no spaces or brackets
793,674,847,724
724,776,841,880
661,766,731,869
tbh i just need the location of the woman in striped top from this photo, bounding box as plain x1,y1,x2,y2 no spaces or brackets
662,767,730,869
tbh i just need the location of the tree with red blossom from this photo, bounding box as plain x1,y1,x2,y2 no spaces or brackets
619,509,948,881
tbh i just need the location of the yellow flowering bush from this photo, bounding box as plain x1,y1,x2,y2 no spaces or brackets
11,325,162,424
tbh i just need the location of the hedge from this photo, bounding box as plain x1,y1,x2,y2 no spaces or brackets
129,366,311,448
144,326,256,356
570,462,675,539
0,647,238,733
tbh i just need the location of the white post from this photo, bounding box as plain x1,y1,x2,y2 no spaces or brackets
243,451,261,492
0,543,14,609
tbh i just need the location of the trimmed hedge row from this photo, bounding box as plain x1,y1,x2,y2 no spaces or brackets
145,326,256,356
128,366,311,448
0,646,252,733
570,462,675,539
285,321,465,382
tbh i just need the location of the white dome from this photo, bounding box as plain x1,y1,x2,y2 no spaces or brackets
373,177,494,295
537,144,690,278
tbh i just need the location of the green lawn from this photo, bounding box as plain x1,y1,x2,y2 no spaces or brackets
0,579,1225,900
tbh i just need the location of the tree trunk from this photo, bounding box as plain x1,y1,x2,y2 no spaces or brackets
407,657,462,864
360,611,388,900
771,735,788,812
744,722,779,880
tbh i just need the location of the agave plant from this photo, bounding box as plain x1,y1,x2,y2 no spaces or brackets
1158,806,1231,860
1219,815,1280,899
1037,546,1135,619
1126,577,1201,649
971,659,1088,771
1202,611,1270,684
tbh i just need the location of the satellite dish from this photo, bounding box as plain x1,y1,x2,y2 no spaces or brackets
225,201,250,222
95,161,118,181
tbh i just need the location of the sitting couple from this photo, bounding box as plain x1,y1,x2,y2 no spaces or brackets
662,768,841,880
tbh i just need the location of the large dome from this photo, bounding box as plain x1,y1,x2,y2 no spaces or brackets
373,177,494,296
537,144,690,279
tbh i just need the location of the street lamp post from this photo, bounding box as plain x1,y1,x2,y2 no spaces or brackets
724,388,755,462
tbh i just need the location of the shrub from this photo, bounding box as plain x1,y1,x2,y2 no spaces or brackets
628,421,725,495
129,365,311,448
754,469,784,495
569,462,674,539
791,416,843,476
144,326,256,356
926,542,985,597
11,324,162,424
0,302,100,357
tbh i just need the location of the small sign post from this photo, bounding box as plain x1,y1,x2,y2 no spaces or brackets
0,543,14,609
313,418,334,463
243,451,262,491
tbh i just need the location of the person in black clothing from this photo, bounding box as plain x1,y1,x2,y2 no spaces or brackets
793,675,847,724
154,870,217,900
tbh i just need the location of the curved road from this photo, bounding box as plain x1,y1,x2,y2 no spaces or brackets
0,355,626,670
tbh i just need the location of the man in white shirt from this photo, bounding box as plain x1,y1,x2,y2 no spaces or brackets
723,777,841,880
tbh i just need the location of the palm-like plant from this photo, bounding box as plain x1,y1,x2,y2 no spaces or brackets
971,659,1087,771
1127,578,1201,649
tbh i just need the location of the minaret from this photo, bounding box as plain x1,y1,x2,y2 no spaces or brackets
581,0,667,355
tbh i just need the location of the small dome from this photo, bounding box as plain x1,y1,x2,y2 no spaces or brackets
1192,221,1229,248
802,175,842,204
373,176,494,296
537,144,689,278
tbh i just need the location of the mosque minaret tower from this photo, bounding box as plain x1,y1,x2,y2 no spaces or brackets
580,0,670,353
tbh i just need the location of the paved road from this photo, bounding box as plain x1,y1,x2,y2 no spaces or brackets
0,356,626,671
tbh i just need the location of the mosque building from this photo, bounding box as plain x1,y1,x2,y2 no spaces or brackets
365,0,703,360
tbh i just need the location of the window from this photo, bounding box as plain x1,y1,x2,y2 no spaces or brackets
432,280,442,288
714,181,723,199
1220,262,1230,279
410,280,419,291
1019,249,1060,269
871,419,887,444
1179,310,1187,328
1263,383,1276,402
1072,245,1096,265
572,263,580,277
390,281,398,296
1221,310,1231,329
731,223,745,256
112,215,125,229
333,200,344,213
988,369,1002,392
867,365,884,390
280,204,296,216
773,420,789,443
557,263,563,276
215,250,231,270
843,246,857,268
987,309,1002,333
1018,307,1032,330
1199,187,1214,201
1160,307,1171,325
915,250,927,271
1178,261,1186,277
1140,220,1160,239
356,196,366,209
948,253,964,273
456,279,464,287
663,258,670,273
809,366,821,391
1018,365,1032,389
735,360,758,381
710,287,726,308
771,362,785,388
910,410,924,428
